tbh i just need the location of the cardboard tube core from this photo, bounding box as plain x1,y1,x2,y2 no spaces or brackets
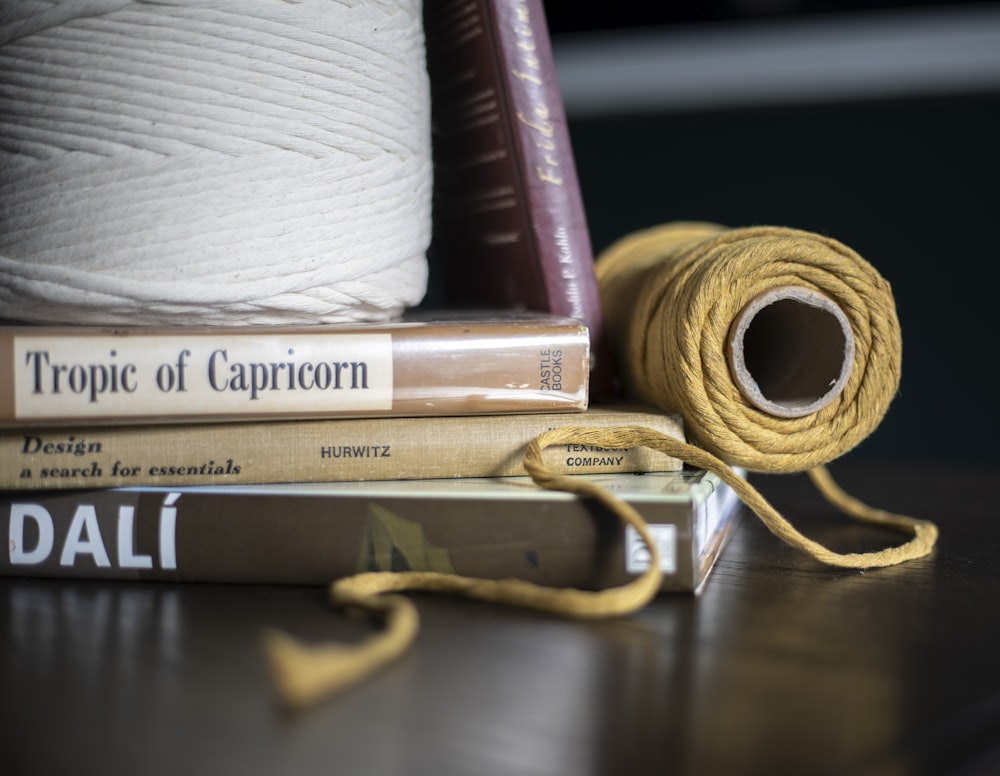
728,286,855,418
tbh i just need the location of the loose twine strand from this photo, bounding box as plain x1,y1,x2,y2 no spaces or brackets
0,0,432,325
265,223,938,711
265,425,937,711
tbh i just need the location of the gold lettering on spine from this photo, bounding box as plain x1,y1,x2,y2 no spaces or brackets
509,1,563,186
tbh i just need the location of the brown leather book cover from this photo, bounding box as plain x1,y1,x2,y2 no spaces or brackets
1,470,740,593
0,313,588,425
422,0,618,400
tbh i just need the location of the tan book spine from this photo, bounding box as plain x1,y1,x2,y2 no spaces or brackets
0,315,588,425
1,406,684,491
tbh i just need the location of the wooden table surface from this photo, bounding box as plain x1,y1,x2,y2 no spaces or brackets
3,461,998,776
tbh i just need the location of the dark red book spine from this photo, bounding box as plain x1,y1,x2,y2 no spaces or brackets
423,0,618,399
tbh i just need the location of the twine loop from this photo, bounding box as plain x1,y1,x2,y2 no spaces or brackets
264,424,938,711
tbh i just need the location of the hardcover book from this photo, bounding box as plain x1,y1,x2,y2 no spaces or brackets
2,404,685,490
1,469,743,593
0,313,588,425
421,0,617,399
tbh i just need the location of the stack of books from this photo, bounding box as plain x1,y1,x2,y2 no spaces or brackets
0,0,741,595
0,314,739,593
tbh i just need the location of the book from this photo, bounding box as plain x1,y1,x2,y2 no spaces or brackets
0,312,588,426
1,405,685,491
421,0,618,400
1,469,743,593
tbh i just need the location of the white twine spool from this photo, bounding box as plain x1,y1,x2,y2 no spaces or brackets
0,0,432,325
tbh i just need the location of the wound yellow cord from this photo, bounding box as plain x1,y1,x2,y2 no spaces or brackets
596,221,903,472
590,221,939,562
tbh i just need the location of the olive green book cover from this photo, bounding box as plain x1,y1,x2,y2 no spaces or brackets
2,469,742,593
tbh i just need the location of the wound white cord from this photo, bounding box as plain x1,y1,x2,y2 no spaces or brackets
0,0,432,325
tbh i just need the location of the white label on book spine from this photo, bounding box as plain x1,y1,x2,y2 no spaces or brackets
625,523,677,574
13,333,394,419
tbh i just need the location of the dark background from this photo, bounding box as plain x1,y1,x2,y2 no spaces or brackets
543,0,995,33
540,1,1000,466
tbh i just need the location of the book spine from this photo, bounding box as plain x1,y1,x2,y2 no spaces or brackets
0,484,711,591
0,321,588,424
0,409,684,490
422,0,618,399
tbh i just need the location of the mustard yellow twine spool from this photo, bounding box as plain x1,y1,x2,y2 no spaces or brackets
264,221,939,711
597,221,899,470
591,221,936,567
